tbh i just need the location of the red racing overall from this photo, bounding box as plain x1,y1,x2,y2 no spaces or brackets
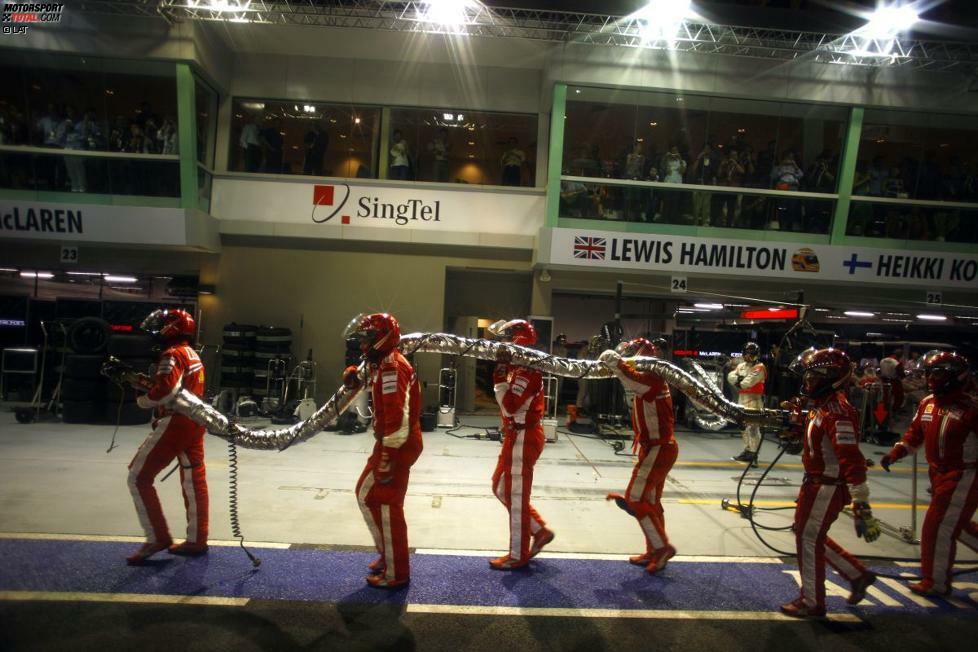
885,392,978,593
610,358,677,559
128,344,208,548
354,349,423,585
492,363,548,564
793,391,871,612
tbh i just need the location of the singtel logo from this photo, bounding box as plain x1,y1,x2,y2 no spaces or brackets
312,184,442,226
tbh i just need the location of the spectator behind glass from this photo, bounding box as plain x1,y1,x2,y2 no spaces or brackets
239,115,262,172
108,116,128,152
501,136,526,186
389,129,410,180
806,150,836,193
625,141,645,180
59,105,87,193
689,142,719,226
868,155,888,197
755,140,777,188
427,127,451,182
36,103,61,147
157,116,178,155
884,166,905,198
303,122,328,176
126,121,152,153
770,152,804,231
716,147,745,227
261,118,283,173
659,145,686,223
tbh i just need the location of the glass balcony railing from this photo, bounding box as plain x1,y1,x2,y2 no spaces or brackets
846,196,978,244
0,146,180,198
558,176,835,235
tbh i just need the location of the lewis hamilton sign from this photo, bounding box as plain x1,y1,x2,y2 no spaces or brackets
539,227,978,289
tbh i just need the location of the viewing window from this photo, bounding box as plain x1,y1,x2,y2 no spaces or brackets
228,98,380,178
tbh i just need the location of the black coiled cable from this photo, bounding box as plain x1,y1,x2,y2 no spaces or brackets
227,437,261,567
734,436,978,580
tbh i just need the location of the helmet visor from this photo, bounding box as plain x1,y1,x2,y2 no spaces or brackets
342,313,373,351
140,309,166,335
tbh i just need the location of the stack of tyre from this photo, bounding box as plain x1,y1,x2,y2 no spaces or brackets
60,317,111,424
104,329,156,425
220,323,256,396
254,326,293,399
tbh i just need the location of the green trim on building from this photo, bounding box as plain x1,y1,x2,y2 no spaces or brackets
176,63,199,211
546,83,568,228
834,235,978,254
830,106,863,244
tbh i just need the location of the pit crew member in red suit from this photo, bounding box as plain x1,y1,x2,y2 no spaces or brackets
126,309,208,564
780,348,880,618
881,350,978,596
601,337,678,574
488,318,554,569
343,313,423,590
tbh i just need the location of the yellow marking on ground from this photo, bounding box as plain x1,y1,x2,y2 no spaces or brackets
416,549,781,563
0,591,248,607
406,604,860,622
681,499,927,509
674,460,913,473
0,532,290,548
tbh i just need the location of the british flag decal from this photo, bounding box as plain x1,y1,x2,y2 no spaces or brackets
574,235,606,260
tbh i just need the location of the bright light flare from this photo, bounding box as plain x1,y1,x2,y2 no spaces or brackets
417,0,483,31
863,5,920,39
916,313,947,321
629,0,698,50
844,311,876,317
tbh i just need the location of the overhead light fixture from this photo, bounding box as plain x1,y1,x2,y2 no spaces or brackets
354,117,361,124
866,332,884,338
104,275,138,283
813,308,830,312
881,318,912,323
574,89,581,94
844,311,875,317
457,114,464,121
649,121,658,127
0,267,18,272
20,271,54,279
917,314,947,321
694,303,724,310
67,271,101,276
631,0,696,50
443,112,455,120
198,284,217,295
417,0,482,31
863,5,919,38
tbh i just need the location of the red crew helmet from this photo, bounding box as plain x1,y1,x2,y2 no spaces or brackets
141,308,196,340
489,319,537,347
922,350,969,396
615,337,655,357
343,313,401,359
789,347,852,398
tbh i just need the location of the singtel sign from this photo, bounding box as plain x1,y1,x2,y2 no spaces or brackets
312,184,441,226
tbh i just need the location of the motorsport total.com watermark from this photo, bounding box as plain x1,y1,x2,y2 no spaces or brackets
1,2,64,35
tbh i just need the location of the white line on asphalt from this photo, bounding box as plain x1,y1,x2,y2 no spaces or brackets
0,590,248,607
415,548,782,563
0,532,290,548
406,604,862,622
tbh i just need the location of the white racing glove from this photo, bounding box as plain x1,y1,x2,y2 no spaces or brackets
598,349,622,368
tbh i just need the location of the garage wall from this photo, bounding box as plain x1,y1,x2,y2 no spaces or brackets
200,244,531,406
